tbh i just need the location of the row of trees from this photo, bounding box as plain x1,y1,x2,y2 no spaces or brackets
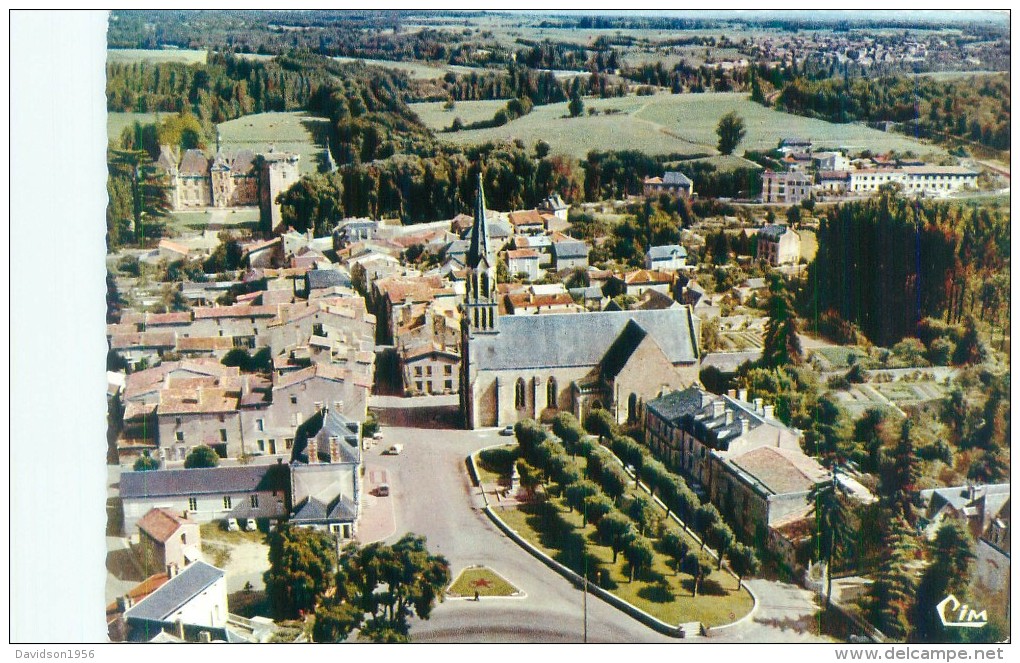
265,527,451,643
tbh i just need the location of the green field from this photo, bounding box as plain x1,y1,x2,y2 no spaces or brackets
167,208,260,234
415,92,947,160
411,99,513,131
108,111,161,142
331,56,452,79
108,48,208,64
217,111,331,176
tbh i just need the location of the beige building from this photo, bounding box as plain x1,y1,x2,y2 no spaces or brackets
135,508,202,577
761,170,812,204
460,177,700,429
757,224,801,267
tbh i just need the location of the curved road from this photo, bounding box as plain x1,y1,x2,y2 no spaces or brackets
367,414,831,643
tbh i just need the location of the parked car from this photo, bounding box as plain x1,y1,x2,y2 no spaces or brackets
376,483,390,497
372,431,384,441
385,444,404,455
244,518,257,532
499,425,514,436
225,518,239,532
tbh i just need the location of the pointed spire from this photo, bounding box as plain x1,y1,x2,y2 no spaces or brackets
467,173,490,269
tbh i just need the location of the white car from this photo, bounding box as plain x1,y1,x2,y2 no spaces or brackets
244,518,258,532
386,444,404,455
225,518,239,532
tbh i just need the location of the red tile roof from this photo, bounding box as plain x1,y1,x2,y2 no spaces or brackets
137,508,186,543
508,209,545,227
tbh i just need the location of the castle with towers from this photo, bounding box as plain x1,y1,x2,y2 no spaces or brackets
154,142,301,233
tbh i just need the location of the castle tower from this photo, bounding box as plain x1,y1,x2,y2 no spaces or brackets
463,174,499,335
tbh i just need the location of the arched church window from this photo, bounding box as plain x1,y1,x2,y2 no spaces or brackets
547,377,557,409
515,378,526,409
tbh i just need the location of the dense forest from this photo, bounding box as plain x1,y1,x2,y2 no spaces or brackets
775,73,1010,152
806,191,1010,347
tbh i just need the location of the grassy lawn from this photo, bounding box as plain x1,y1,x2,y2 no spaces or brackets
200,522,267,546
166,208,261,234
490,449,752,627
217,111,331,176
448,566,520,598
411,99,512,131
474,445,517,485
419,92,946,160
108,111,161,142
496,499,752,627
108,48,208,64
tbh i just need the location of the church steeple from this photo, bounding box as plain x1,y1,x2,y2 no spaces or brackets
467,173,491,270
463,174,498,334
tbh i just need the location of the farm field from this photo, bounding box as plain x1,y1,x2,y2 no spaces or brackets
331,56,453,79
108,48,208,64
418,92,947,160
108,111,161,141
411,99,512,131
217,111,330,176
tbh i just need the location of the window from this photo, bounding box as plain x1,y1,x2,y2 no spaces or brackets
256,419,264,432
290,395,298,405
181,533,187,545
285,438,293,450
444,365,452,376
257,440,265,452
547,377,557,409
314,401,323,411
219,429,227,442
175,417,182,426
414,366,423,377
250,495,259,508
426,366,432,377
515,378,526,409
223,496,232,510
444,380,453,391
415,381,423,392
176,431,185,442
188,497,198,511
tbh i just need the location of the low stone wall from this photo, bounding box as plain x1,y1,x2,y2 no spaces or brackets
465,453,482,487
484,505,689,639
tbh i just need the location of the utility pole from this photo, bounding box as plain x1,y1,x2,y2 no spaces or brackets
583,500,588,643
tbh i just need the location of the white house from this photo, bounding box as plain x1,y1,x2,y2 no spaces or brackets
645,244,688,271
757,224,801,267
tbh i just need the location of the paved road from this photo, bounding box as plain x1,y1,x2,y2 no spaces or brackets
369,424,677,643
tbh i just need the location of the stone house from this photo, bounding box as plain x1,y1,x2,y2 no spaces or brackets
551,239,589,271
643,171,694,199
135,508,202,577
757,224,801,267
120,464,290,534
506,248,542,281
508,209,547,236
645,245,688,271
605,269,675,298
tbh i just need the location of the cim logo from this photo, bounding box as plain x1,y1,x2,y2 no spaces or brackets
936,594,988,628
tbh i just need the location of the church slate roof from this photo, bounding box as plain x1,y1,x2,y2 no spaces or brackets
471,308,697,371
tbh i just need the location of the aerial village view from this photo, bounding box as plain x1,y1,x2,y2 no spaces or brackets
97,9,1010,645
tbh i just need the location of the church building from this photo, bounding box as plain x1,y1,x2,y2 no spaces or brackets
459,176,701,429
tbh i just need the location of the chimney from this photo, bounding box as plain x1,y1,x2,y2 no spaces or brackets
738,388,748,402
727,389,737,398
307,438,318,464
712,399,725,418
166,563,179,578
763,404,775,419
753,397,764,413
329,436,340,464
725,409,733,425
740,417,749,435
117,595,134,612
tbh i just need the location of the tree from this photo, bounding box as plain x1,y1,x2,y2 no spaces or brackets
912,520,976,642
312,601,364,642
708,522,735,569
600,464,630,504
682,552,713,596
516,459,542,498
716,111,746,155
862,517,917,641
808,472,856,607
568,91,584,118
879,420,921,523
627,494,657,536
264,525,337,619
327,534,451,643
184,444,220,469
760,274,803,367
584,408,617,442
535,140,551,159
551,412,585,453
133,452,159,472
623,535,655,582
109,148,170,240
565,480,600,518
514,419,547,457
661,529,690,575
728,542,759,590
583,494,615,526
694,503,722,549
597,511,634,563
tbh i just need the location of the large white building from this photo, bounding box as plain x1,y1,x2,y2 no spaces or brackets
847,166,978,196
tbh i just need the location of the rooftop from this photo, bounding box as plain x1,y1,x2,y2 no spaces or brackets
125,561,223,623
120,464,290,500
